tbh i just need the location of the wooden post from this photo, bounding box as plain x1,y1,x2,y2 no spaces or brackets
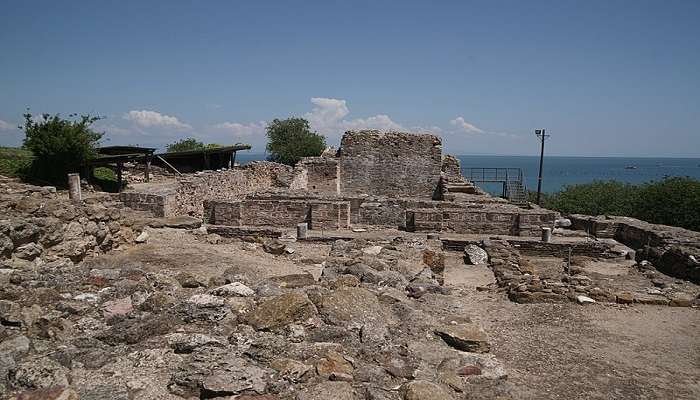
67,173,81,202
231,151,237,169
145,154,152,182
117,162,123,192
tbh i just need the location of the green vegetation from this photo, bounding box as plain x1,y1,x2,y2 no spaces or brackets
265,117,326,165
92,166,121,193
166,137,223,153
534,177,700,232
21,112,103,186
0,147,34,178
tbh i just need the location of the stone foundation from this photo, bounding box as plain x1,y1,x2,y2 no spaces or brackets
567,214,700,283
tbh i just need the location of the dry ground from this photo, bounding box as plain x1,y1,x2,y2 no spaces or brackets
108,228,700,400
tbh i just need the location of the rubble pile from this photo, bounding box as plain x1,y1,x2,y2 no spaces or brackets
1,224,513,399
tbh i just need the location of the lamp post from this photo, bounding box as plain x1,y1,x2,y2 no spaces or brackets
535,129,550,205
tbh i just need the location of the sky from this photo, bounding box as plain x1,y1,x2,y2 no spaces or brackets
1,0,699,157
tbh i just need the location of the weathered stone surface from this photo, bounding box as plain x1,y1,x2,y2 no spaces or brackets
400,380,455,400
167,333,224,353
187,294,225,307
101,297,133,320
10,358,69,390
434,324,490,353
315,350,354,379
134,231,149,243
162,215,202,229
0,300,23,327
296,381,361,400
209,282,255,297
269,358,312,382
263,239,287,255
331,274,361,289
269,273,316,288
245,292,317,330
12,386,79,400
14,243,42,260
616,292,635,304
464,244,488,265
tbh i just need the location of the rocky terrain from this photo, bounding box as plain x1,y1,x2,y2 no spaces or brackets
1,177,699,400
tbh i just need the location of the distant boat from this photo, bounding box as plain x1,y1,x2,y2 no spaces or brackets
624,165,638,170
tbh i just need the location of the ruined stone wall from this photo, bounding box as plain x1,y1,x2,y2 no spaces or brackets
297,157,339,194
442,154,465,182
121,161,295,218
0,179,144,264
338,130,442,198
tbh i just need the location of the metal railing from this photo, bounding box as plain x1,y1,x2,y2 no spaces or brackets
460,167,528,204
461,167,523,184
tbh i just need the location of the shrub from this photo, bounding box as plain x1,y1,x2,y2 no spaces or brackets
540,181,639,216
540,178,700,232
265,118,326,165
21,113,103,185
166,137,205,152
634,177,700,232
92,166,121,193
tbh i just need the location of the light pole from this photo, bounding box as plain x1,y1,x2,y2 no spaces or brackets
535,129,550,205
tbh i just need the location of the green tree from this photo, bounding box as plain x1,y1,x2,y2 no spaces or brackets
21,112,103,185
166,137,205,152
265,118,326,165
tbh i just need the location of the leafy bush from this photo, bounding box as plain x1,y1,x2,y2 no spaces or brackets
265,118,325,165
166,138,224,153
634,177,700,232
539,178,700,232
21,113,103,185
538,181,639,216
167,138,205,152
92,166,121,193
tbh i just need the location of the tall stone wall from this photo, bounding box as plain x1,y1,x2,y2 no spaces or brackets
338,130,442,198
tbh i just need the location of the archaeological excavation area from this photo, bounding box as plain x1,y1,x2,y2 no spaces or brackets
1,130,698,400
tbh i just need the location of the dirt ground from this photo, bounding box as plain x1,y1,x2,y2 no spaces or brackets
107,228,700,400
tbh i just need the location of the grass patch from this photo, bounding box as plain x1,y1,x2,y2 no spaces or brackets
0,147,34,178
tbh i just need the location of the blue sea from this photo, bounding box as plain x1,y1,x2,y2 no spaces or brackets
235,152,700,194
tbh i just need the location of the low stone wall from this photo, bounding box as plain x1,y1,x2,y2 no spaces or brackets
407,208,556,236
121,161,295,218
204,198,351,230
567,215,700,283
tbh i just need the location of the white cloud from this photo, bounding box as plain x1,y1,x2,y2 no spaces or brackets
124,110,192,130
303,97,404,135
449,117,484,134
93,123,135,137
212,121,267,137
0,119,15,131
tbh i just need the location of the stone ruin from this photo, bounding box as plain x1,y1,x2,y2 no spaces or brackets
188,130,554,236
1,130,699,400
